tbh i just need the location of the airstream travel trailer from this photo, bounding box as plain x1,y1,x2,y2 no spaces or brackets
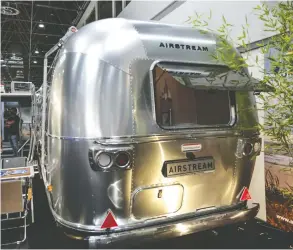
33,18,265,246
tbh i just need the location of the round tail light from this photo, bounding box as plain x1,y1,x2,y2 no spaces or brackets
243,143,253,156
95,152,112,169
115,152,130,168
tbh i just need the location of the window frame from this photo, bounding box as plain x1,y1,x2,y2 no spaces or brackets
149,60,238,130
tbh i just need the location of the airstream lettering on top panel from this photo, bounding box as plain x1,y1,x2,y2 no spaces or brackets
159,42,209,51
35,18,263,245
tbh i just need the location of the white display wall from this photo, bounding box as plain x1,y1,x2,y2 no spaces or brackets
119,1,278,44
118,0,177,20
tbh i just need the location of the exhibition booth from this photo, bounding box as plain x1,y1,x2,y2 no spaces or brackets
1,0,292,248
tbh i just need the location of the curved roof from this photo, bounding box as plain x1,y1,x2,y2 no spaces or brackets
61,18,229,74
48,18,252,139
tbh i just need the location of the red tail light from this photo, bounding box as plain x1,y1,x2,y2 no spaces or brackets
115,152,130,168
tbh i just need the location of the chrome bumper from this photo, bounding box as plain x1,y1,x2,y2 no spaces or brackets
87,202,259,246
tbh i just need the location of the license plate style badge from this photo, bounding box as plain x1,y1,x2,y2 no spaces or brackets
162,157,215,177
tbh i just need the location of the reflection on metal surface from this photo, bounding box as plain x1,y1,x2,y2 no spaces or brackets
87,203,259,246
196,206,216,213
34,18,261,243
221,179,235,202
107,180,124,209
158,142,165,163
175,223,190,234
235,139,245,158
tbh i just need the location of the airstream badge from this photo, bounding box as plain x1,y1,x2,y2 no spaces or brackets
159,42,208,52
162,157,215,177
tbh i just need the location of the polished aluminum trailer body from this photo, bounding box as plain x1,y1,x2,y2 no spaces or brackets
37,18,261,243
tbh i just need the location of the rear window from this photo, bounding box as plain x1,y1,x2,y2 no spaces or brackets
153,64,236,129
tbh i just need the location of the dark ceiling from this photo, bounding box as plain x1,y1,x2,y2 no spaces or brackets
1,1,90,89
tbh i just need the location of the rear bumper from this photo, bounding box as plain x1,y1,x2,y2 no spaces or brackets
85,202,259,246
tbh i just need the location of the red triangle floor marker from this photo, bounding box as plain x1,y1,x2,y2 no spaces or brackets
240,187,252,201
100,210,118,229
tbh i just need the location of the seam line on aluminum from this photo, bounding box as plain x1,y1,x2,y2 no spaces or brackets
46,131,241,140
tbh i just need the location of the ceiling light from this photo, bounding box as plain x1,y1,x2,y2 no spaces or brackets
38,23,45,28
33,60,37,64
2,64,7,67
1,6,20,16
35,50,39,54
